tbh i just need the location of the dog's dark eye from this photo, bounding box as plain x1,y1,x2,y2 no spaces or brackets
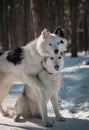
58,57,61,59
50,57,54,60
60,40,64,44
57,42,60,45
49,43,52,46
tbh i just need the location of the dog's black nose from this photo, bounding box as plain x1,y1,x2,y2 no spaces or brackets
55,65,59,70
54,49,59,54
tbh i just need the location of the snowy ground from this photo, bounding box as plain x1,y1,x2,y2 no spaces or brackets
0,53,89,130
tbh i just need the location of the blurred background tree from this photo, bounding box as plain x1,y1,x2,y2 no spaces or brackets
0,0,88,57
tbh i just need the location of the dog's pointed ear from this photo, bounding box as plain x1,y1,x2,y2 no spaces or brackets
44,57,48,62
42,57,48,68
42,57,47,64
41,28,50,39
53,26,64,38
41,57,47,67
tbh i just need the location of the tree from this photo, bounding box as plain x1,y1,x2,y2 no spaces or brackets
1,0,9,51
41,0,65,32
31,0,43,37
23,0,34,44
0,0,3,48
69,0,79,57
9,0,17,49
55,0,64,28
85,0,89,54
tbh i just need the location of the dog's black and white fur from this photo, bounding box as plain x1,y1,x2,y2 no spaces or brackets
5,54,65,127
0,27,67,127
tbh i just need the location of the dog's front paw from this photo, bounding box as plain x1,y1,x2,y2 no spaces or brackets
46,122,53,127
13,115,20,122
44,121,54,127
57,116,66,121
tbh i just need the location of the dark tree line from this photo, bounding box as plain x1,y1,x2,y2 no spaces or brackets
0,0,89,57
0,0,34,50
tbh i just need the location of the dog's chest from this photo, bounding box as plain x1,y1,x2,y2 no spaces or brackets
39,71,61,91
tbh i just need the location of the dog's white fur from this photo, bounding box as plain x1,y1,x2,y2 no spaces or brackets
5,55,65,127
0,27,67,126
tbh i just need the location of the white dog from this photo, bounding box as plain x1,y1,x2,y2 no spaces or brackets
5,54,65,127
0,27,67,119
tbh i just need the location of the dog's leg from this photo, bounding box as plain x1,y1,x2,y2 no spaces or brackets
40,100,53,127
50,94,65,121
24,75,53,127
0,105,7,116
0,74,13,116
13,115,20,122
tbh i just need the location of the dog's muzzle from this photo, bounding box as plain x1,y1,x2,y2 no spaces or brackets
54,49,59,54
55,65,59,70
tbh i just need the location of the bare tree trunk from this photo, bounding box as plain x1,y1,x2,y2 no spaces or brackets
55,0,64,28
23,0,31,45
42,0,64,32
1,0,9,51
31,0,43,37
70,0,79,57
0,0,3,49
85,1,89,54
41,0,52,30
9,0,17,49
24,0,28,44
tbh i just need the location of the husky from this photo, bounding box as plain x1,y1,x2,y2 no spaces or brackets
0,27,67,118
5,54,65,127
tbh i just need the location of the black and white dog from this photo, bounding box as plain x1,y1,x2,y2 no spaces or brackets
0,27,67,126
5,54,65,127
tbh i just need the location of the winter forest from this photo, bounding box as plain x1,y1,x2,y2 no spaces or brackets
0,0,89,56
0,0,89,130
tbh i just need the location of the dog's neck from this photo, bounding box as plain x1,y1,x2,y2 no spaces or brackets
43,67,61,76
43,67,53,75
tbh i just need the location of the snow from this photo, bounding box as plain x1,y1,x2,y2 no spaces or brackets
0,53,89,130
